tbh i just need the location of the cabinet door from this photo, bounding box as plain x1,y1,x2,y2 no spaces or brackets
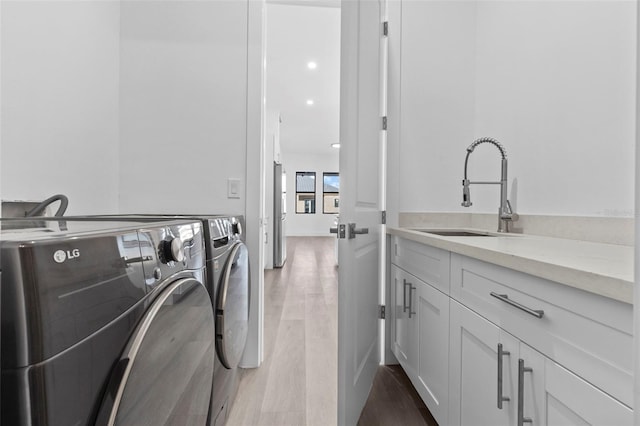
414,280,450,426
391,265,417,374
519,344,633,426
449,300,518,426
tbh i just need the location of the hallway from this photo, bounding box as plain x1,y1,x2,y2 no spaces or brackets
226,236,433,426
227,237,338,426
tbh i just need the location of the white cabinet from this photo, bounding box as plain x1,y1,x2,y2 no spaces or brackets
449,300,518,426
391,265,417,370
449,300,633,426
390,239,450,426
389,236,633,426
414,276,450,424
521,344,633,426
450,253,634,408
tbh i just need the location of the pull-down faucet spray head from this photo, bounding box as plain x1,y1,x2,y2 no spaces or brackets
461,179,472,207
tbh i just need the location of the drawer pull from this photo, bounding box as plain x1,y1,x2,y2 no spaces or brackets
490,292,544,319
518,359,533,426
497,343,510,409
403,279,410,313
408,285,416,318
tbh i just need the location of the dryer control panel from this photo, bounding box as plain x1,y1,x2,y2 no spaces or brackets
138,220,205,289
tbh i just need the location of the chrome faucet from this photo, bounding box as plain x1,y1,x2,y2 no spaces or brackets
461,137,518,233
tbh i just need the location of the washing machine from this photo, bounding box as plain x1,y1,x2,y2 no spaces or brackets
60,213,251,426
0,218,215,425
205,216,250,426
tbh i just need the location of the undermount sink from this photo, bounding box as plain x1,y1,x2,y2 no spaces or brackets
412,229,496,237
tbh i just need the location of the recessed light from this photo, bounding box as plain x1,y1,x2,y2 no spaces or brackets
331,143,340,148
306,99,314,106
307,61,318,70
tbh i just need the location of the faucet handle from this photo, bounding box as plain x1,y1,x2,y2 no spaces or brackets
462,179,472,207
501,200,519,222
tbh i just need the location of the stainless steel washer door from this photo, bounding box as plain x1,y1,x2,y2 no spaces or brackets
215,242,250,369
96,278,214,426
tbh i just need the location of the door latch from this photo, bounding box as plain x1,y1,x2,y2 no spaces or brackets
330,224,346,239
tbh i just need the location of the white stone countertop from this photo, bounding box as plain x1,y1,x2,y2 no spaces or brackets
387,227,634,304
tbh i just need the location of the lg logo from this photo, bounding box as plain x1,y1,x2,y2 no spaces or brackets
53,249,80,264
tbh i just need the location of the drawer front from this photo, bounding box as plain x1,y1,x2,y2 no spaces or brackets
450,253,633,407
391,236,450,295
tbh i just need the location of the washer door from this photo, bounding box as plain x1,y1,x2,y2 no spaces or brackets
96,278,214,426
216,242,250,369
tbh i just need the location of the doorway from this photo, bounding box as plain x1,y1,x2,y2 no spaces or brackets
261,1,341,273
233,0,342,423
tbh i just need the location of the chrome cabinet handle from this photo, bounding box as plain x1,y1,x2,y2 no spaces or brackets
490,292,544,319
497,343,510,409
403,279,410,313
518,359,533,426
408,285,416,318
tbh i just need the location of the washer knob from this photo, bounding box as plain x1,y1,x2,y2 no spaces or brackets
163,237,185,263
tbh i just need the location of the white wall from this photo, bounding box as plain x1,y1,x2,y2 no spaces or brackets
285,150,339,236
633,0,640,419
1,0,252,216
1,1,121,215
118,0,248,215
1,0,3,208
243,0,266,368
394,0,636,218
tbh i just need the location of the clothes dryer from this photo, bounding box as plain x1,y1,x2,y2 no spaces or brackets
0,218,214,425
59,214,251,426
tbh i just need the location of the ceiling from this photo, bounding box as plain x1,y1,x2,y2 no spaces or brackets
265,1,341,155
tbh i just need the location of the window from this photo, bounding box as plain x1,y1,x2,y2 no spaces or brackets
296,172,316,213
323,173,340,214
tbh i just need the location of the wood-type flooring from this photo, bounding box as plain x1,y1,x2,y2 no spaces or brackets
226,236,434,426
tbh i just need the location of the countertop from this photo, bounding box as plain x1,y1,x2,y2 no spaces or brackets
387,227,634,304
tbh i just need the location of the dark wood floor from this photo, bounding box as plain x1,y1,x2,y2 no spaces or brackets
358,365,438,426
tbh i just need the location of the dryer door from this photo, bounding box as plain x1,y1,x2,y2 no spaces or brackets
96,278,214,426
216,242,250,369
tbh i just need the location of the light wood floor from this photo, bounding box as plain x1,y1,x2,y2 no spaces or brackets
227,237,339,426
226,236,433,426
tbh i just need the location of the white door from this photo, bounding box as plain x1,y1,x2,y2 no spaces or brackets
337,0,388,424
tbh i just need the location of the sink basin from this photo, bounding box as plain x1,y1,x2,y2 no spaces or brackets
412,229,495,237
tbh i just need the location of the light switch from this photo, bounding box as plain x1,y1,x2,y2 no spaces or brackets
228,178,241,199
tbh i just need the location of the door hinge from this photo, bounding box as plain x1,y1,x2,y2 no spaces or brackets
382,116,387,130
378,305,386,319
383,21,389,37
381,210,387,224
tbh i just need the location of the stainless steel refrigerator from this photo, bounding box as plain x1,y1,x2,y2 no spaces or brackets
274,162,287,267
